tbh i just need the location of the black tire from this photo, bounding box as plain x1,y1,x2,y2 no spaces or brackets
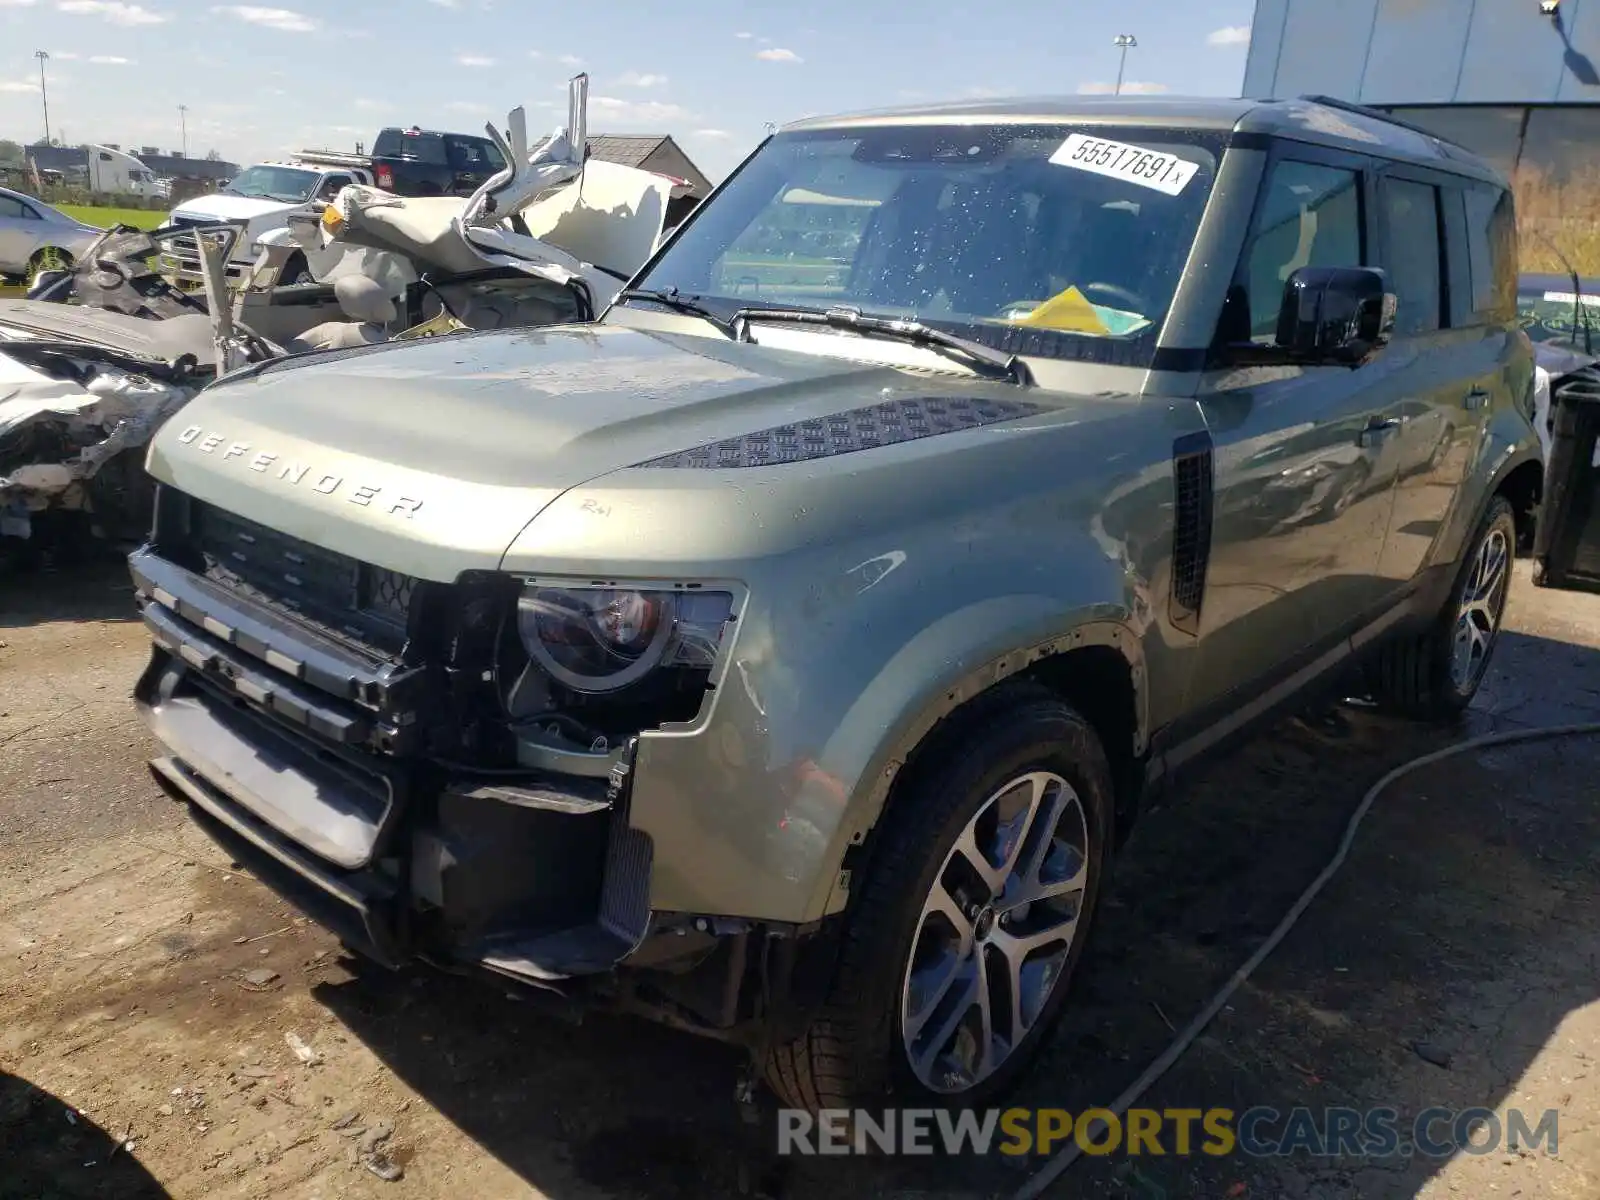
764,683,1113,1113
1366,494,1516,720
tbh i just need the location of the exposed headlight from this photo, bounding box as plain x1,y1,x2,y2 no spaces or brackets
516,584,733,694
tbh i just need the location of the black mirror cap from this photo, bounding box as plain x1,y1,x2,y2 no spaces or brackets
1276,266,1397,363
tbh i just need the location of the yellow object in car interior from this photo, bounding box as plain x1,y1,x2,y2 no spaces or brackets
1010,285,1111,335
320,205,345,235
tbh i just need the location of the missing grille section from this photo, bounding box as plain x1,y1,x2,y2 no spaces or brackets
1169,431,1215,636
636,395,1044,470
188,501,416,654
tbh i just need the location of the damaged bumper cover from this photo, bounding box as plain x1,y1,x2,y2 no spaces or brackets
129,547,653,992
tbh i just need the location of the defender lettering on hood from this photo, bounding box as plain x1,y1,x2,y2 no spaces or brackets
174,425,425,518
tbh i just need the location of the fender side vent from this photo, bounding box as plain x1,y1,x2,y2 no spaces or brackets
1169,431,1215,636
635,395,1044,469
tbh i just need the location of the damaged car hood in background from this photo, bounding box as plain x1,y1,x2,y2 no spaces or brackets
0,226,274,552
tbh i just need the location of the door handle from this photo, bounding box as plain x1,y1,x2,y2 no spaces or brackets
1357,415,1404,448
1464,387,1491,411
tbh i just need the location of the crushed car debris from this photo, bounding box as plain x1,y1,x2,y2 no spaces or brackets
2,75,678,568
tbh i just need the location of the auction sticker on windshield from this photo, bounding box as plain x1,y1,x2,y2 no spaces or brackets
1049,134,1199,197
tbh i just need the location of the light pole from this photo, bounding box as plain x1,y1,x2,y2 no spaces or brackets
33,50,50,144
178,104,189,158
1113,34,1137,95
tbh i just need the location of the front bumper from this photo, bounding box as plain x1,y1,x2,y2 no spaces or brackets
130,548,654,992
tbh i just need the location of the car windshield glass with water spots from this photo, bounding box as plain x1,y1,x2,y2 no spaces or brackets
223,165,320,203
1518,277,1600,344
631,124,1221,363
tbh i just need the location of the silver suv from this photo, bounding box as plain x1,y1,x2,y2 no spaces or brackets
129,94,1569,1113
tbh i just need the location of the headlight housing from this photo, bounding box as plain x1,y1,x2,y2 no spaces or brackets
516,583,734,695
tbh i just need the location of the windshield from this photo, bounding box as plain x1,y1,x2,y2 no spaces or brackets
1518,276,1600,345
223,165,320,203
630,123,1221,364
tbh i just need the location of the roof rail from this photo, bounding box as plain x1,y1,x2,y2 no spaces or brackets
1296,93,1474,153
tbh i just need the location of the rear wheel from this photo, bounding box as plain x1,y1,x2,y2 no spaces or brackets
764,684,1112,1112
1366,495,1515,720
26,247,73,286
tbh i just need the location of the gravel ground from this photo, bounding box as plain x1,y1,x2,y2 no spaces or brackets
1,553,1597,1200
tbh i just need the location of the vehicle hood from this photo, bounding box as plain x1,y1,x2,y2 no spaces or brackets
1532,340,1599,379
170,193,302,223
145,324,1077,582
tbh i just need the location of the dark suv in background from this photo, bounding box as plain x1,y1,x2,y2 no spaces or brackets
369,127,508,197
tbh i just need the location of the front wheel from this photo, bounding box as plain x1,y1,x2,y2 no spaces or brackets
764,685,1112,1112
1366,495,1515,720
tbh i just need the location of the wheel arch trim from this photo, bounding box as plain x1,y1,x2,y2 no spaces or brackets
809,605,1147,921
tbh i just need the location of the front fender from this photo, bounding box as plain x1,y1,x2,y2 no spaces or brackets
625,535,1151,926
806,601,1146,921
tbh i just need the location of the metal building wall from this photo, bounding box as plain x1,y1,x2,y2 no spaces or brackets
1244,0,1600,106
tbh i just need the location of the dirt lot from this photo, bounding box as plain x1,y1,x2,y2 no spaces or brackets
1,554,1597,1200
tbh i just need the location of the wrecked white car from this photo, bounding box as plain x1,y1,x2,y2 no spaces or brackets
2,76,682,564
1,224,277,561
245,74,677,349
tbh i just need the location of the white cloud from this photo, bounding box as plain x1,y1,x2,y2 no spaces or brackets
427,0,458,6
0,80,38,92
557,53,583,66
693,128,731,139
445,100,490,114
211,5,317,32
755,47,801,63
615,71,668,88
353,97,390,111
88,54,131,63
1076,80,1170,95
0,0,38,7
58,0,168,25
1207,25,1251,47
589,95,690,124
962,86,1006,99
733,30,753,38
455,53,495,66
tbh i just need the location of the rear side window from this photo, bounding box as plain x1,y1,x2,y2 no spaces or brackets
0,196,29,218
1381,178,1443,336
373,129,448,165
1238,160,1365,341
444,136,504,171
1465,185,1517,323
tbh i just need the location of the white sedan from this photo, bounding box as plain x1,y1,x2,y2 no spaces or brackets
0,187,102,283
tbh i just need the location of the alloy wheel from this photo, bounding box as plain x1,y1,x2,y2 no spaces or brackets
1450,526,1510,691
900,770,1092,1094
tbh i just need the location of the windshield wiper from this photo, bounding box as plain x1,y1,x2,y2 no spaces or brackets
732,304,1032,385
614,288,736,337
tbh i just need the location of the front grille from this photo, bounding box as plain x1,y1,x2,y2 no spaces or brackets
186,500,416,654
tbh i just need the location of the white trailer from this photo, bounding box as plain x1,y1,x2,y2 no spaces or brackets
84,145,162,199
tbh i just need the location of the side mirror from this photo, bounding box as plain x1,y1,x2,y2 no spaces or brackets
1276,266,1396,364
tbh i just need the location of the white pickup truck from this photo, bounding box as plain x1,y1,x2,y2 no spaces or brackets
157,159,374,286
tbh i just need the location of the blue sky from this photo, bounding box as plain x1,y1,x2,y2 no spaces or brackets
0,0,1257,181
